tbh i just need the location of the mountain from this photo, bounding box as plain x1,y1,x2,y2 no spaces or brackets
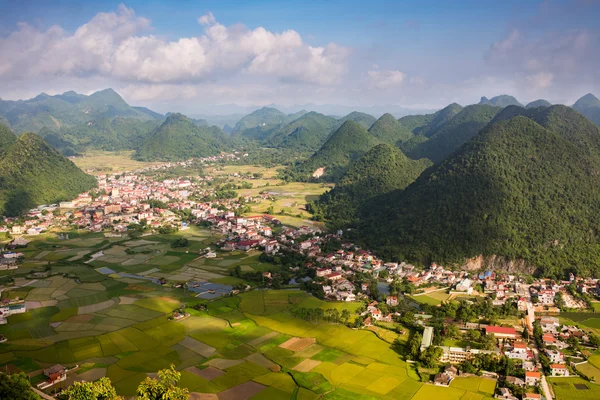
526,99,552,109
404,104,501,163
0,123,16,152
0,89,162,133
166,112,207,127
267,112,339,151
134,113,225,161
40,117,161,153
572,93,600,126
232,107,289,139
479,95,523,107
317,144,432,227
368,113,414,145
337,112,377,130
358,105,600,278
414,103,464,137
133,106,164,120
295,120,381,181
0,133,96,216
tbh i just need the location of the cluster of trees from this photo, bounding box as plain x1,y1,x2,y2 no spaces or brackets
171,238,189,248
404,332,443,367
291,307,354,325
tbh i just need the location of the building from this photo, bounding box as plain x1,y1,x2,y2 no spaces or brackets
438,346,498,363
386,296,399,307
0,303,27,324
37,364,67,389
485,325,518,340
546,349,563,363
550,364,569,376
505,342,529,360
420,326,434,351
456,278,473,292
525,371,541,386
524,394,541,400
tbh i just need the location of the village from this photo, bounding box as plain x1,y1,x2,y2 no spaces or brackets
1,157,600,400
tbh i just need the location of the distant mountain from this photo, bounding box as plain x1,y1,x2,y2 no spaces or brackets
405,104,502,163
317,144,432,227
0,123,16,152
268,111,339,151
337,112,377,130
0,89,162,133
526,99,552,109
223,124,234,135
358,105,600,278
295,120,381,181
479,95,523,107
134,113,225,161
0,133,96,216
232,107,289,139
368,113,414,145
40,117,161,153
132,106,164,120
572,93,600,126
166,112,207,127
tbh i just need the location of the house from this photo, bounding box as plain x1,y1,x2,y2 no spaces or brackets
456,278,473,292
505,342,529,360
546,349,563,363
38,364,67,389
505,376,526,387
550,364,569,376
499,388,518,400
386,296,399,306
485,325,518,340
538,289,555,305
434,365,458,386
524,394,541,400
525,371,541,386
420,326,434,351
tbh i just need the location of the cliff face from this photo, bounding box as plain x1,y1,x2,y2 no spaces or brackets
462,254,537,275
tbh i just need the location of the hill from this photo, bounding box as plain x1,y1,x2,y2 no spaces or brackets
0,89,162,133
479,95,523,107
295,121,381,181
0,123,16,152
134,113,225,161
526,99,552,109
315,144,432,227
368,113,414,145
405,104,501,163
232,107,290,140
573,93,600,126
0,133,96,216
337,112,377,130
358,105,600,278
267,112,339,151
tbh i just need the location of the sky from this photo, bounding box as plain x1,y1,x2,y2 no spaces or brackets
0,0,598,114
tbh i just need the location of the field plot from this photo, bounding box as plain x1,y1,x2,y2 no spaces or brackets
549,377,600,400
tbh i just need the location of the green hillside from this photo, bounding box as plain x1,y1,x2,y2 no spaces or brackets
267,111,339,151
315,144,432,227
573,93,600,126
134,113,225,161
368,113,414,145
232,107,289,140
337,111,377,129
295,120,381,181
0,133,96,216
479,94,523,107
405,104,501,163
0,122,16,152
0,89,161,133
358,105,600,278
526,99,552,109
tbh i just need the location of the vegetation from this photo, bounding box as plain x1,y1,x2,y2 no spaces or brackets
0,133,97,216
134,113,225,161
399,103,463,138
479,94,523,107
358,105,600,278
368,113,414,145
526,99,552,109
0,122,16,152
232,107,305,140
405,104,501,163
310,144,431,227
337,111,377,129
267,111,339,151
0,372,41,400
573,93,600,126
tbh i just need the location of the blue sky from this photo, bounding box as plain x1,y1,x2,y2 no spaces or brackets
0,0,598,114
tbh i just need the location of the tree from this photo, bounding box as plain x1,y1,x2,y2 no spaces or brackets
59,377,121,400
0,372,41,400
408,332,422,360
137,365,189,400
421,346,443,368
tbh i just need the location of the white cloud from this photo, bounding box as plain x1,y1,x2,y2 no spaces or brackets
0,5,348,86
368,69,405,89
527,72,554,90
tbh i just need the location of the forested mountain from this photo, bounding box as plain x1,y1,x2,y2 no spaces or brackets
357,105,600,278
368,113,414,145
0,89,162,133
0,123,16,152
166,112,207,126
134,113,225,161
232,107,305,140
294,121,381,181
0,133,96,216
337,112,377,129
573,93,600,126
315,144,432,227
267,112,339,151
526,99,552,109
479,95,523,107
404,104,501,163
39,117,161,153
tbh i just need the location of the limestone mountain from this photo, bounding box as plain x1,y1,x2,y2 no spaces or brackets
134,113,225,161
233,107,294,140
267,112,340,151
368,113,414,145
337,112,377,130
479,94,523,107
526,99,552,109
295,120,381,181
358,105,600,278
0,123,16,152
0,133,96,216
572,93,600,126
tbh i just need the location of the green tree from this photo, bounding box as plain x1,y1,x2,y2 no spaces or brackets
137,365,189,400
59,377,121,400
0,372,41,400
